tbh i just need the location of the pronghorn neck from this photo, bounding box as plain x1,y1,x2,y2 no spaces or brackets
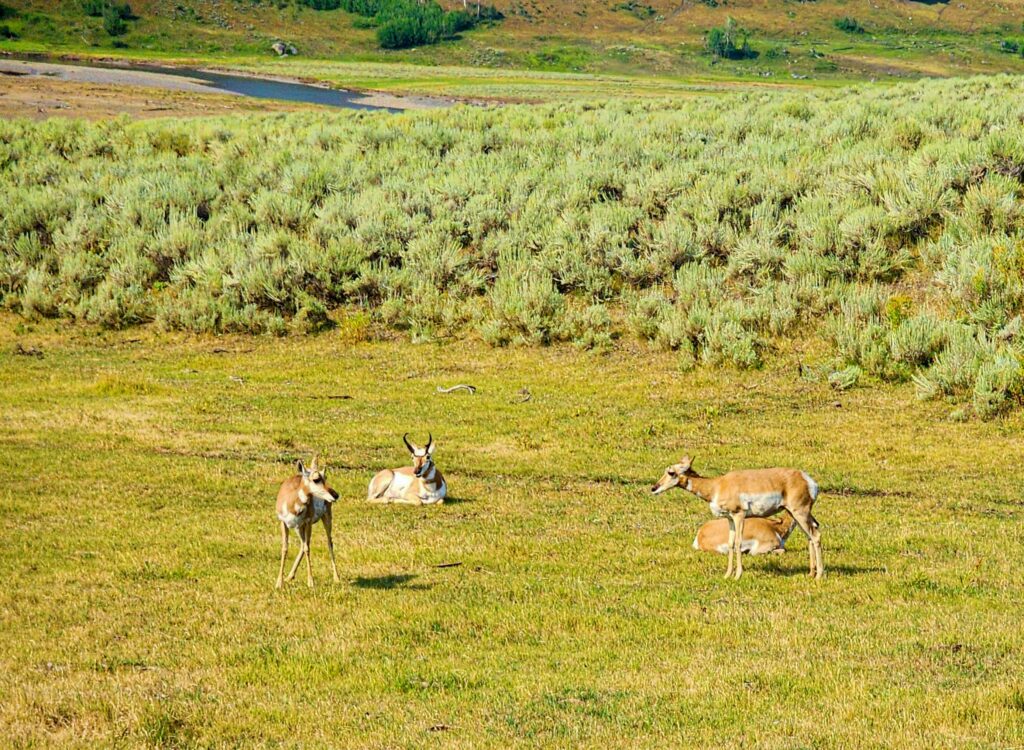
684,473,717,502
419,464,439,488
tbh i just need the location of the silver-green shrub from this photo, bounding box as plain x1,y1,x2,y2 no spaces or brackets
4,74,1024,413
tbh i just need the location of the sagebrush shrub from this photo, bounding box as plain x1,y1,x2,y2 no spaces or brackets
6,75,1024,414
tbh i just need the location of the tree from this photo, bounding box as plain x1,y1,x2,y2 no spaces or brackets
705,17,754,60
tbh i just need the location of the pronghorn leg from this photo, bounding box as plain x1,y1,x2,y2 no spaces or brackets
302,522,314,588
732,513,745,580
275,522,288,589
788,508,822,579
725,517,735,579
808,513,823,579
323,508,340,584
286,527,305,582
367,471,394,502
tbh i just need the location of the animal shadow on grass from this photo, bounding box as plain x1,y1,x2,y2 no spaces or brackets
440,494,471,505
353,573,432,591
763,561,885,577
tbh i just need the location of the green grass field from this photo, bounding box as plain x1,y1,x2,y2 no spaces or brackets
2,320,1023,748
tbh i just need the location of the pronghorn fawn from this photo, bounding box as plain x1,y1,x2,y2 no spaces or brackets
275,456,340,589
367,433,446,505
652,455,823,580
693,515,796,556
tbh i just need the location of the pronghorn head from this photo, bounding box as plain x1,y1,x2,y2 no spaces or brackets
651,455,695,495
297,455,336,503
403,433,436,478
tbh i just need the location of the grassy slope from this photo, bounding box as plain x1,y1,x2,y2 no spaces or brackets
3,0,1024,90
1,319,1023,747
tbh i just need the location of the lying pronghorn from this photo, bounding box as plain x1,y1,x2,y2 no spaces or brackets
275,456,340,589
367,433,446,505
652,455,822,579
693,515,796,556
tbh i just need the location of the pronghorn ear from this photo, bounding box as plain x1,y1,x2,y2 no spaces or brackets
427,438,436,456
310,454,319,472
296,459,307,476
679,455,693,472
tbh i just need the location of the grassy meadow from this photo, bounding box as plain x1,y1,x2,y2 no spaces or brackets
3,9,1024,743
1,321,1023,748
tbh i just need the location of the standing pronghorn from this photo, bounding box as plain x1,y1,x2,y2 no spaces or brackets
367,433,447,505
275,456,341,589
651,455,822,580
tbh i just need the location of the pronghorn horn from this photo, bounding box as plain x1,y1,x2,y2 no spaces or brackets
310,454,319,471
426,433,434,451
403,433,415,453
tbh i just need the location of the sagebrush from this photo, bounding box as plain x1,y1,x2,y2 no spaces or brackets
2,75,1024,415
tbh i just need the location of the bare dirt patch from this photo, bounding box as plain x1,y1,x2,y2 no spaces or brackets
0,58,452,117
0,69,316,120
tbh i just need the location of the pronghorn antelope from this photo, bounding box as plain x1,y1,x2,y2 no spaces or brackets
275,456,340,589
367,433,447,505
652,455,823,579
693,515,796,556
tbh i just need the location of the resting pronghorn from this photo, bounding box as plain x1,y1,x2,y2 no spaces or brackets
652,455,822,579
275,456,340,589
693,515,796,556
367,433,446,505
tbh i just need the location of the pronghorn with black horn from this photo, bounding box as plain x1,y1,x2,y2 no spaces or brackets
367,433,447,505
651,455,823,579
275,455,341,589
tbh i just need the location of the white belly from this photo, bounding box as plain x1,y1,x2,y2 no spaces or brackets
278,499,327,529
738,491,783,517
385,471,416,498
278,507,304,529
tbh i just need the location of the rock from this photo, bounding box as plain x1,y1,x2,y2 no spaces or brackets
271,42,298,56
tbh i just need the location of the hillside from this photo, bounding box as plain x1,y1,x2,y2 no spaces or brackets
3,0,1024,79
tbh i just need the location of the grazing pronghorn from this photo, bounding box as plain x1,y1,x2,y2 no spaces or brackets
693,515,796,556
367,433,447,505
275,456,340,589
651,455,823,579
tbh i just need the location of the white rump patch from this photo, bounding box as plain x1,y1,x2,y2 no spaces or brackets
801,471,819,501
738,491,783,516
